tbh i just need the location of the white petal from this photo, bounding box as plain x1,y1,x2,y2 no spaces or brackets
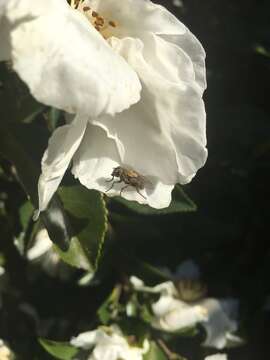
27,229,52,261
0,340,12,359
37,115,87,215
72,123,121,192
161,30,207,93
94,36,207,188
130,276,145,289
72,123,174,209
130,277,176,296
93,345,119,360
0,266,4,277
71,329,101,349
152,296,208,332
152,295,178,318
0,0,5,11
200,298,239,349
73,327,147,360
87,0,186,36
139,33,197,86
4,0,141,116
205,355,227,360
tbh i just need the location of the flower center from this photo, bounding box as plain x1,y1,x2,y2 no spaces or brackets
71,0,118,39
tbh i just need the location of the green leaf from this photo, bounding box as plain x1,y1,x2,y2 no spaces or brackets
16,201,35,254
53,237,91,271
38,338,78,360
98,285,122,324
0,62,44,125
0,122,72,251
19,201,34,233
113,185,197,215
254,44,270,58
58,186,108,270
144,342,167,360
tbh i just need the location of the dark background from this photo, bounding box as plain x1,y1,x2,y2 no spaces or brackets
0,0,270,359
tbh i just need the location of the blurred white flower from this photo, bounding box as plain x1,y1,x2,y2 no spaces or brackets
27,228,72,279
152,294,208,331
0,265,6,309
130,276,177,295
200,298,242,349
205,354,227,360
0,339,13,360
70,325,149,360
131,275,241,349
172,0,184,8
27,229,53,262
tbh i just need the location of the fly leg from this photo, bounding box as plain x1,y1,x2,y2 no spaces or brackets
136,188,146,199
105,179,122,193
120,185,129,197
106,176,115,182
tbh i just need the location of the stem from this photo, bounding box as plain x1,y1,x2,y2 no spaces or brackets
157,339,180,360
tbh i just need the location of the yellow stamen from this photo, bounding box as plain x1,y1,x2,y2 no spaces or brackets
71,0,118,39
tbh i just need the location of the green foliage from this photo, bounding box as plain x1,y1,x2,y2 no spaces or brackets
38,339,78,360
19,201,34,232
114,185,197,215
144,341,168,360
58,186,108,270
144,341,187,360
53,238,91,271
0,120,72,251
98,284,122,324
0,63,44,125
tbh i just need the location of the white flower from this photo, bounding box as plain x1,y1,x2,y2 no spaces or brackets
131,276,241,349
70,325,149,360
1,0,207,213
200,298,242,349
205,354,227,360
152,294,208,331
0,340,13,360
130,275,177,296
172,0,184,8
0,265,6,309
27,228,53,261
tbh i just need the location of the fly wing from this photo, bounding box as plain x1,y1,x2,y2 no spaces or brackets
141,174,154,190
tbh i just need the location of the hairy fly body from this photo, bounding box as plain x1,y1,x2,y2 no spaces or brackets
105,166,147,199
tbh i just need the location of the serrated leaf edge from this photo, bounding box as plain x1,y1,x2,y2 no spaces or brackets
94,193,108,271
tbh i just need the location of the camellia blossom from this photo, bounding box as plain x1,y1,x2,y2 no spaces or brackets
0,0,207,213
70,325,149,360
130,274,242,349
